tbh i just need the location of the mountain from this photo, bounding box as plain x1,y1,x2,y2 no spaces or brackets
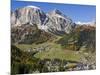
11,6,96,74
57,25,96,52
11,24,55,44
45,9,74,34
11,6,47,27
11,6,74,34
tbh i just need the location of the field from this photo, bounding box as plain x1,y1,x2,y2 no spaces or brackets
16,36,83,62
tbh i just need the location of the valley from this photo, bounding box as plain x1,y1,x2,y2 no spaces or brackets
12,32,95,74
11,5,96,74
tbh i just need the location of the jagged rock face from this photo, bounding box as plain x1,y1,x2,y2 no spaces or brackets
11,6,47,28
46,9,73,34
11,6,74,34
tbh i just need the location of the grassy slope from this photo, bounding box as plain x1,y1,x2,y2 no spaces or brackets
16,36,81,62
34,42,80,61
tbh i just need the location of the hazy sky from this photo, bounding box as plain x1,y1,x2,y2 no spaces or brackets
11,0,96,23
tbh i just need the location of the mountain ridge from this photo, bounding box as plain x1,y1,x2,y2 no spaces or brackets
11,5,74,34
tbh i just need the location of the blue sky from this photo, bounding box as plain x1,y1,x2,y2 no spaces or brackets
11,0,96,23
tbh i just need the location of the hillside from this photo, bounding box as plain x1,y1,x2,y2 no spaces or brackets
57,25,96,52
11,5,96,74
11,24,55,44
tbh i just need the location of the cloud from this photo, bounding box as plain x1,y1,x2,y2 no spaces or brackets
75,21,96,27
75,21,92,25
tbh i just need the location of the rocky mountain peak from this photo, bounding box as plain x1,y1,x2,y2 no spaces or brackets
46,9,74,34
11,5,46,27
48,9,66,18
11,5,74,34
52,9,62,15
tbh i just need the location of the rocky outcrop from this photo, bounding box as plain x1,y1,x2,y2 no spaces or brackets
11,6,74,34
11,6,47,28
46,9,74,34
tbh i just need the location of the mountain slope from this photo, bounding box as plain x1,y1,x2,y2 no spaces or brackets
11,24,55,44
11,6,74,34
11,6,47,28
57,25,96,52
46,9,74,34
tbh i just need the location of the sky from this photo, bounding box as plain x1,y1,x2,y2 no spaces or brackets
11,0,96,23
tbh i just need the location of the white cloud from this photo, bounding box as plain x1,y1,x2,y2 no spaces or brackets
75,21,96,27
75,21,92,25
75,21,93,25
